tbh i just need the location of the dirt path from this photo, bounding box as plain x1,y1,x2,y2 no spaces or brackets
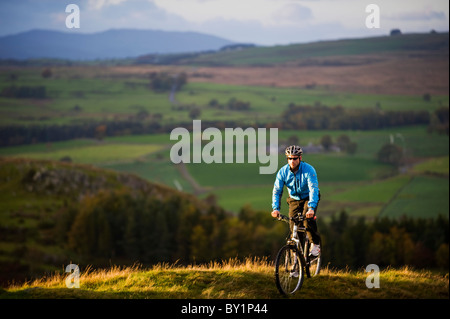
175,162,207,195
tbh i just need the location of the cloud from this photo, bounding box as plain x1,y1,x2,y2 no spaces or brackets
0,0,448,44
87,0,130,10
152,0,293,25
377,2,449,33
62,0,187,33
386,10,446,21
271,3,314,25
196,16,357,45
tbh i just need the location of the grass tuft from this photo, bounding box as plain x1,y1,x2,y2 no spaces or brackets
1,258,448,299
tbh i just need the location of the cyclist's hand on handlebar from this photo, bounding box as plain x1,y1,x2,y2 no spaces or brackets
271,210,280,218
306,208,315,219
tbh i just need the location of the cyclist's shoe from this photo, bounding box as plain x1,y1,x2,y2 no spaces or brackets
310,244,321,257
290,271,299,278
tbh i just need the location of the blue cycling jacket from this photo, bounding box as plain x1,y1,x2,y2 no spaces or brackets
272,161,320,211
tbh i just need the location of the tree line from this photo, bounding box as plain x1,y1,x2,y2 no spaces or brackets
149,71,188,92
56,189,283,265
0,120,250,147
319,211,448,269
1,106,447,148
1,85,47,99
0,121,164,147
55,188,448,270
208,98,251,111
279,104,432,131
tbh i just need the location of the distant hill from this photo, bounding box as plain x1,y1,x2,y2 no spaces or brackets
171,32,449,66
0,29,235,60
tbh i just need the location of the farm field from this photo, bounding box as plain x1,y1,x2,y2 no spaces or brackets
1,59,448,127
1,52,447,221
0,39,447,217
1,124,448,220
1,65,448,219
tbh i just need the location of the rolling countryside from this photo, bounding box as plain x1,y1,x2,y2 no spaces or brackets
0,32,448,297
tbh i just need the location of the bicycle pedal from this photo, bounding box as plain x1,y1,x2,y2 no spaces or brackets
308,254,319,261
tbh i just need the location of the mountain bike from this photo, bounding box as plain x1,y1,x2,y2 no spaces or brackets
274,213,322,295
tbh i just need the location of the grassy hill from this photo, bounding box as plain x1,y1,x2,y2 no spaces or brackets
1,259,448,299
1,156,447,289
0,156,214,285
175,32,449,66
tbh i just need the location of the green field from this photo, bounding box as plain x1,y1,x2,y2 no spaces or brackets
380,175,449,218
4,143,164,164
413,156,449,175
180,82,448,113
1,124,448,219
1,68,448,127
1,63,448,220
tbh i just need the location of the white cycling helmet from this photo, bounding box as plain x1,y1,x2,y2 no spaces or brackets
285,145,303,157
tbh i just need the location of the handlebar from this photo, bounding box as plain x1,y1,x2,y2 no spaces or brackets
277,214,289,223
276,213,305,224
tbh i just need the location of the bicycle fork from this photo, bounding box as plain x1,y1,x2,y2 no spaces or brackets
287,224,307,274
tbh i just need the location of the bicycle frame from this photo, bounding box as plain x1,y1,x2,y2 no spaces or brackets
279,214,308,270
275,213,322,294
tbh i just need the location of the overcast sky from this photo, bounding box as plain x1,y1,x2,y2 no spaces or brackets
0,0,448,45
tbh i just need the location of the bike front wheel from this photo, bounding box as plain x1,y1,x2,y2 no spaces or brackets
275,245,304,295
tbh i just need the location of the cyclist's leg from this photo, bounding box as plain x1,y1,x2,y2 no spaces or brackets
286,197,303,234
302,199,321,245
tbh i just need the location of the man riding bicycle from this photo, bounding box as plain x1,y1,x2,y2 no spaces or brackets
271,145,321,256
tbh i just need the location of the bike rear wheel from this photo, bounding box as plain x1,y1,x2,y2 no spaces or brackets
275,245,304,295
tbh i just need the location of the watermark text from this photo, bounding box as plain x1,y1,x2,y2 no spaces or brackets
170,120,278,174
66,4,80,29
365,264,380,288
365,4,380,29
65,264,80,288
